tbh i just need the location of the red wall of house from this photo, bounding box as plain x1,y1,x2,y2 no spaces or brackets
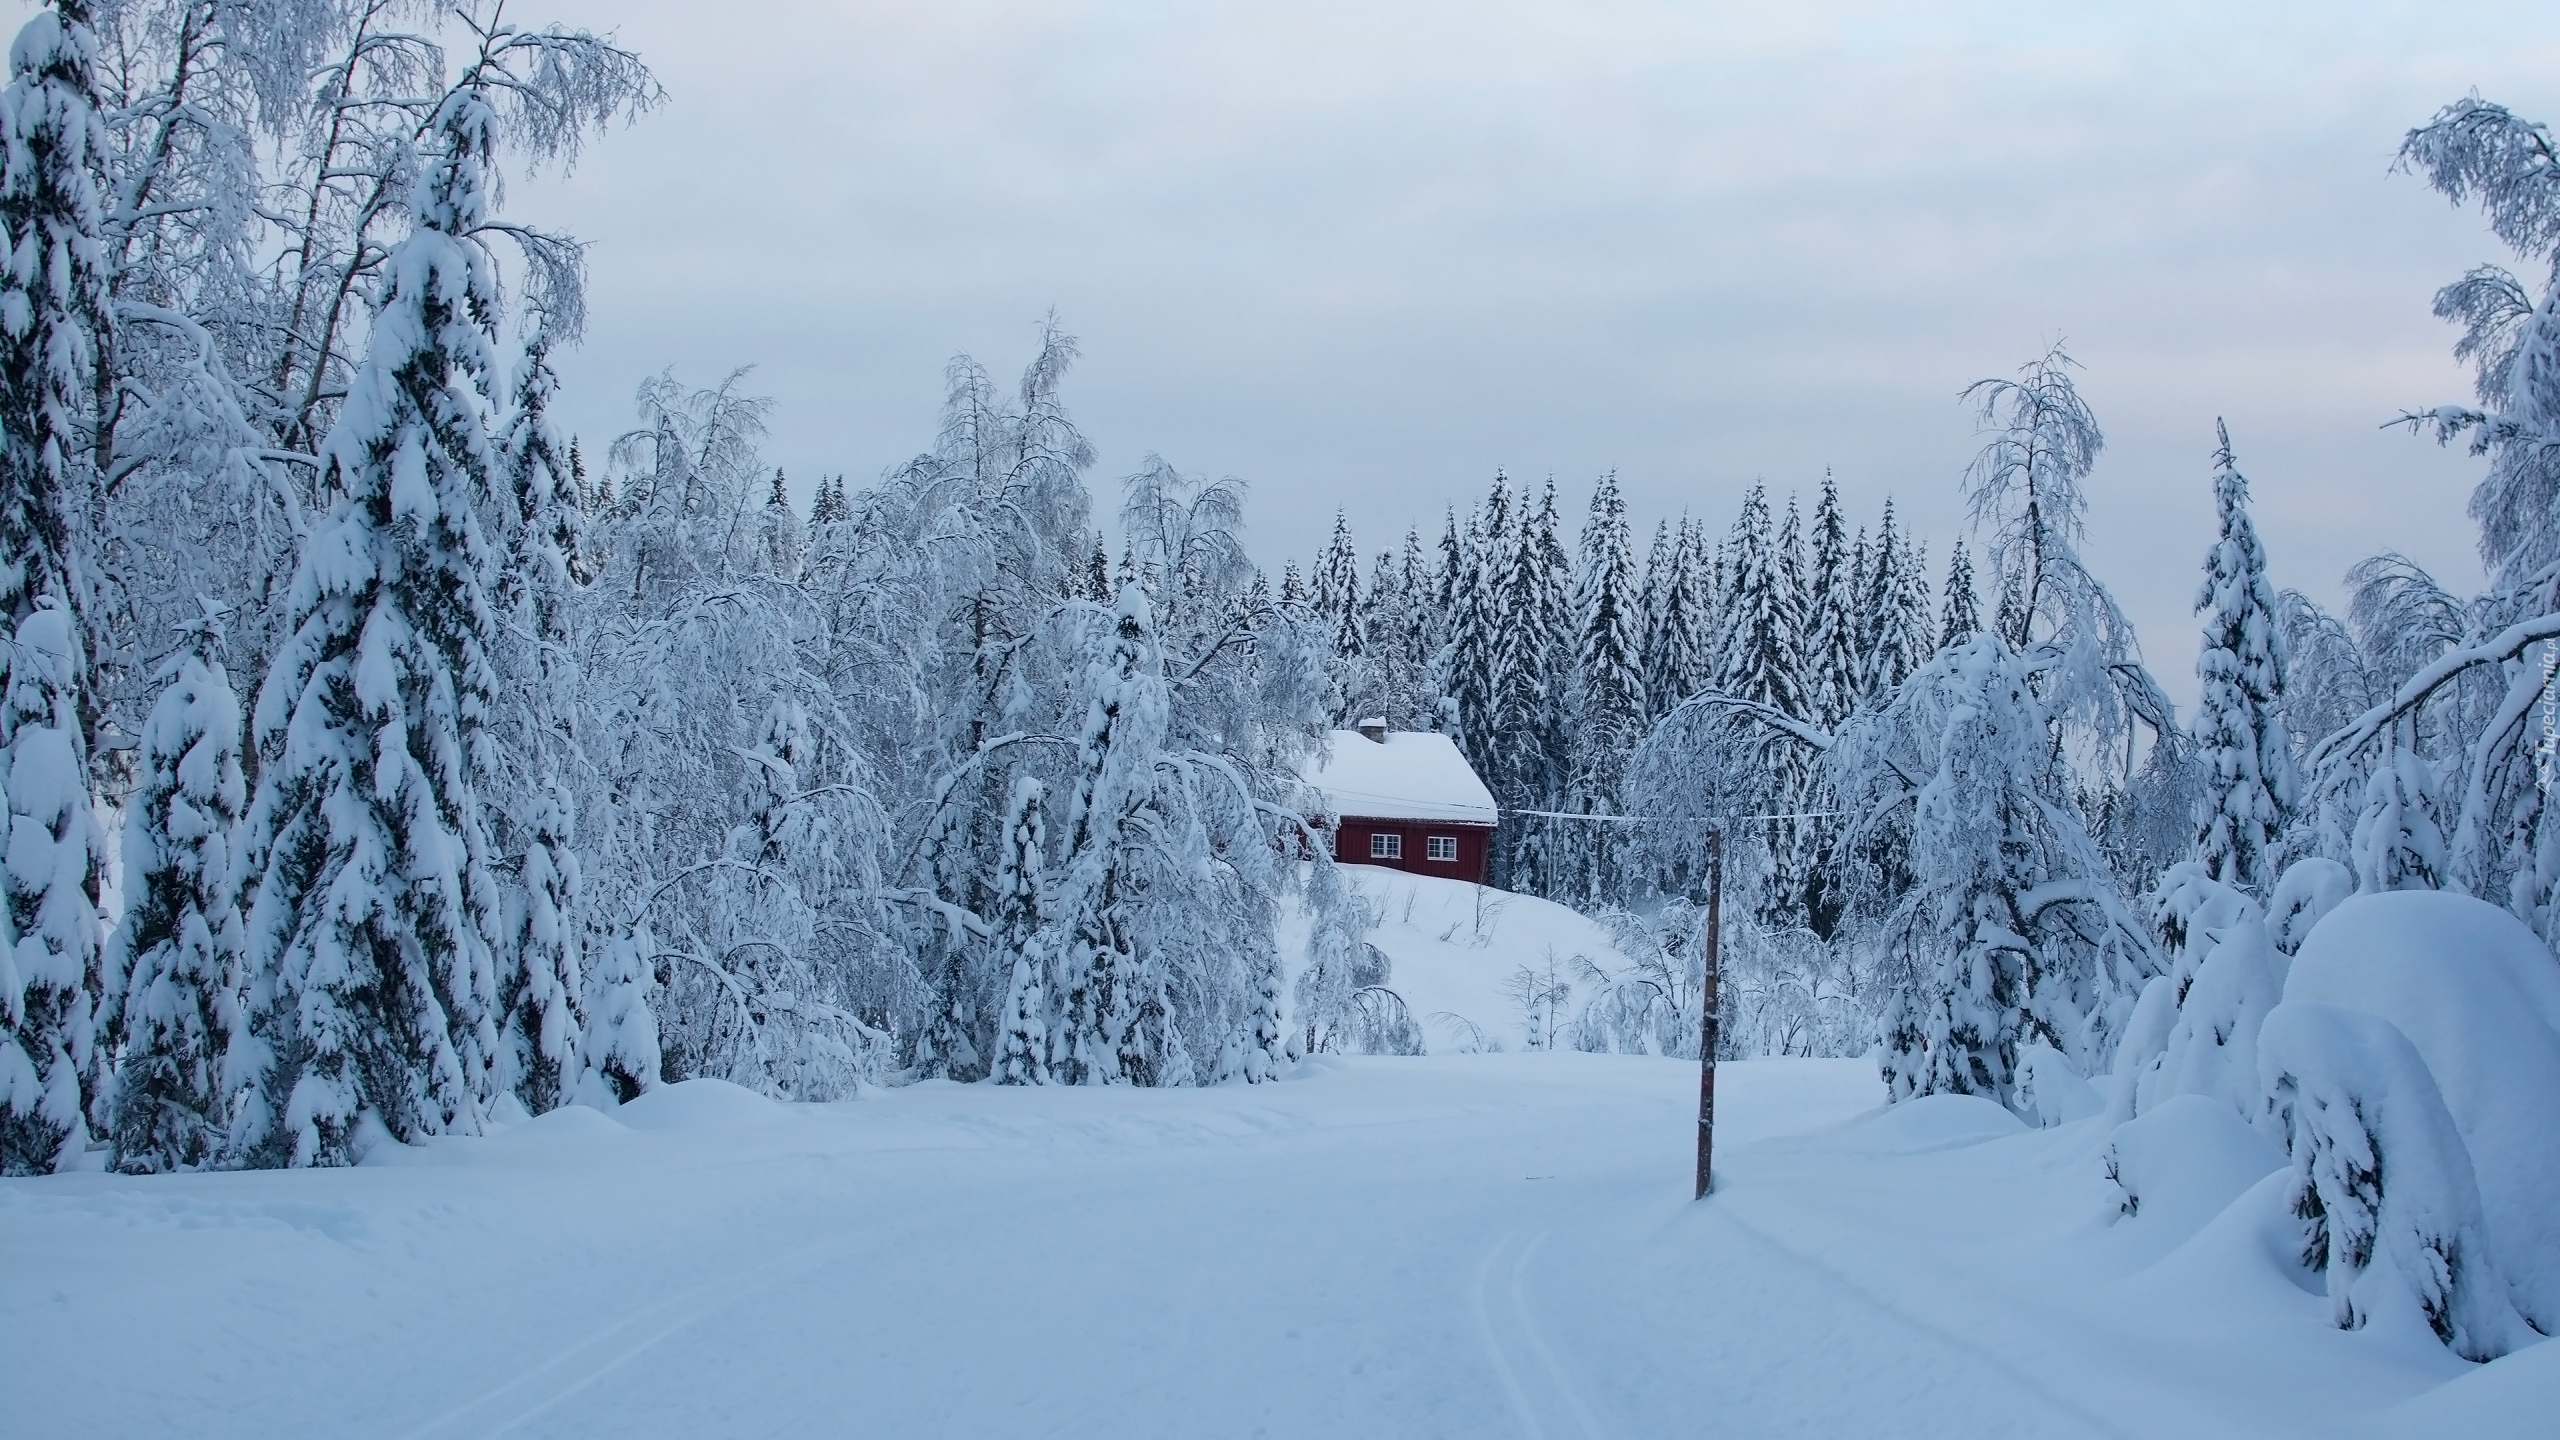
1331,817,1493,885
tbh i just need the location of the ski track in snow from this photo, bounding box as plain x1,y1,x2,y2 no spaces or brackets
1703,1200,2136,1440
394,1227,871,1440
1472,1226,1609,1440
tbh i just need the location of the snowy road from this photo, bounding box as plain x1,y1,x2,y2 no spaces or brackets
6,1055,2538,1438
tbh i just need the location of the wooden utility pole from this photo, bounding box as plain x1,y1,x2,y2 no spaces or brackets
1695,826,1724,1200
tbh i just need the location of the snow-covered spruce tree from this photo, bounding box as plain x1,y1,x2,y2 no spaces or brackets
1765,494,1819,922
1804,472,1859,731
490,315,585,1115
1828,637,2157,1108
107,616,244,1172
759,467,802,579
1828,505,1934,950
809,472,850,528
1716,483,1806,730
575,928,658,1105
1313,509,1363,663
1306,511,1387,729
1939,537,1980,646
1640,517,1711,722
0,1,115,1176
1636,519,1669,709
1357,540,1434,731
1488,478,1572,893
1797,479,1864,935
0,1,108,631
1,605,109,1172
1861,499,1928,703
2351,747,2449,892
1360,549,1400,693
2190,421,2297,893
1895,533,1936,674
1848,526,1872,685
1990,548,2028,651
990,775,1050,1085
1679,520,1717,693
1433,507,1465,625
1444,477,1509,792
1662,482,1810,922
1395,528,1441,727
1569,470,1644,902
233,86,513,1167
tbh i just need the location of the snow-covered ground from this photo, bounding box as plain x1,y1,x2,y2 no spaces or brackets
9,1049,2546,1437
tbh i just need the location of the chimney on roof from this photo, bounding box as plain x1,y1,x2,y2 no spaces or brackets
1357,716,1388,744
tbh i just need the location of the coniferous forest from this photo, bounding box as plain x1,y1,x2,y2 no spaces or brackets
5,0,2560,1370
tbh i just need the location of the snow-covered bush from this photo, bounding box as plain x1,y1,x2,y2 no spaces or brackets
2259,1001,2532,1359
2277,891,2560,1335
2108,862,2286,1135
2105,886,2560,1362
2265,856,2351,956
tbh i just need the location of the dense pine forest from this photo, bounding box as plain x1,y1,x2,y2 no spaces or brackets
3,5,2559,1357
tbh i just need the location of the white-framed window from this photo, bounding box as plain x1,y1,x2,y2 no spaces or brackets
1369,831,1403,859
1427,835,1459,862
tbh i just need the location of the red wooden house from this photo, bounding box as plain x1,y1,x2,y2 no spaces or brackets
1302,719,1499,884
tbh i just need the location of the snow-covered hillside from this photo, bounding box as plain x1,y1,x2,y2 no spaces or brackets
8,1051,2547,1438
1302,866,1638,1054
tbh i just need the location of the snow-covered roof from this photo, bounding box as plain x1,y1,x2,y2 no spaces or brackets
1303,730,1499,826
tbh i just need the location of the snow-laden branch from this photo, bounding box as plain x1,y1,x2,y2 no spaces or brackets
1660,689,1837,752
2303,609,2560,775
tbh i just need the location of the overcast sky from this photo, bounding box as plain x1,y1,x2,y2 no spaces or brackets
514,0,2560,712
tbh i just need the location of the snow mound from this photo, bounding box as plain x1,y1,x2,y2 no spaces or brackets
2370,1331,2560,1438
511,1102,631,1138
2285,891,2560,1331
1279,1055,1353,1083
1827,1092,2023,1153
614,1079,792,1132
2110,1170,2329,1338
2104,1094,2282,1239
